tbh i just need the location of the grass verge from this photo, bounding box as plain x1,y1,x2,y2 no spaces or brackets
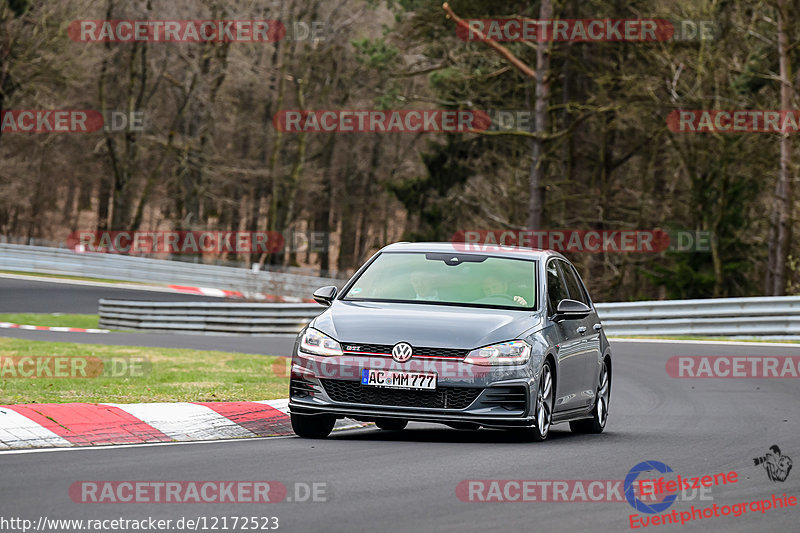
0,337,289,404
0,313,100,329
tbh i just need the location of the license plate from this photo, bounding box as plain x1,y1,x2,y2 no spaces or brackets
361,369,437,390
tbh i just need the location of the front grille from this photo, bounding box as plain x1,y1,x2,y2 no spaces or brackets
413,346,469,358
482,386,528,411
320,379,481,409
341,343,468,359
341,343,393,354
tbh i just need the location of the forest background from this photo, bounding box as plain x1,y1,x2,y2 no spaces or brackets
1,0,798,302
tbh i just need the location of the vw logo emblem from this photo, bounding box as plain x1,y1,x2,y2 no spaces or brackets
392,342,413,363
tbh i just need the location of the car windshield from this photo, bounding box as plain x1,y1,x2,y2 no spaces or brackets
343,251,537,309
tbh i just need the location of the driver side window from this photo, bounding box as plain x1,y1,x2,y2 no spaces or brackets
546,260,569,316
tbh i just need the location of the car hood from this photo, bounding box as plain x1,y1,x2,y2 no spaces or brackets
311,300,542,349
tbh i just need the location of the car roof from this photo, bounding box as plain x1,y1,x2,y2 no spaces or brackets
378,242,567,262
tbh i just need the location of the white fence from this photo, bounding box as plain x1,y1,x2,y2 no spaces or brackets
0,243,342,299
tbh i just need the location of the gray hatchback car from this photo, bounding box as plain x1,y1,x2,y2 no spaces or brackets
289,242,611,440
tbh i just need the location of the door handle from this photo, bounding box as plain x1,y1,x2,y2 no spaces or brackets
577,326,587,335
593,323,602,331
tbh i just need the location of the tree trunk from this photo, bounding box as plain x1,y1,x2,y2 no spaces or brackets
283,75,309,267
337,155,360,273
766,0,793,295
527,0,551,229
314,135,336,274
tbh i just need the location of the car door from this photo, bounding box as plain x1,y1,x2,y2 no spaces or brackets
545,258,585,412
557,260,602,409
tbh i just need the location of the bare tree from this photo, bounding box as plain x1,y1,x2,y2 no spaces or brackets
766,0,794,295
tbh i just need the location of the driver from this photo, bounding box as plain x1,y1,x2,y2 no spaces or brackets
481,274,528,306
410,271,440,300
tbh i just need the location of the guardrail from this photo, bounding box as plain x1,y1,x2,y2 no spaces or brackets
98,300,321,335
0,243,343,299
98,296,800,338
595,296,800,338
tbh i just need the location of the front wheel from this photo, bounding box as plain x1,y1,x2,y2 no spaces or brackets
530,360,555,441
291,413,336,439
570,357,611,434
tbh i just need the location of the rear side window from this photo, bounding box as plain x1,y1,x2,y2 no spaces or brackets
546,260,569,315
558,261,590,306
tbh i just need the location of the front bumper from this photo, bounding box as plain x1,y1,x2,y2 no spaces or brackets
288,352,538,429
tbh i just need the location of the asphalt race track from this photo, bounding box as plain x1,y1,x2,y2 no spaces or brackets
0,276,220,314
1,339,798,533
0,276,297,355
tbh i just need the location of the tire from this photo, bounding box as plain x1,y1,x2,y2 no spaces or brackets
291,413,336,439
375,418,408,431
530,360,555,441
570,357,611,434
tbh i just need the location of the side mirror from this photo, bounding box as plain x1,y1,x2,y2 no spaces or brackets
312,285,338,307
555,299,591,321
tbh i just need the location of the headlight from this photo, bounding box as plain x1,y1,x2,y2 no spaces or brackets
464,340,531,366
299,328,343,356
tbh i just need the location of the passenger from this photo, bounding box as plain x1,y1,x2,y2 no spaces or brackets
481,274,528,306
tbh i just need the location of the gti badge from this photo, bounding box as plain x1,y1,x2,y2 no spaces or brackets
392,342,413,363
